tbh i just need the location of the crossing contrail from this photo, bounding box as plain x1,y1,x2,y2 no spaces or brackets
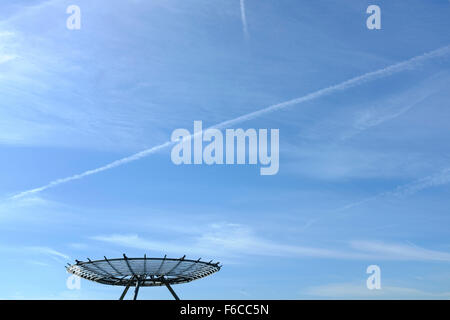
333,167,450,213
10,45,450,199
240,0,249,38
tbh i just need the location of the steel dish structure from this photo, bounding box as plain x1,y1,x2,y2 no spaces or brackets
66,254,221,300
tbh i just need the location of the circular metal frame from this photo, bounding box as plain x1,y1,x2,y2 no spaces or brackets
66,254,221,287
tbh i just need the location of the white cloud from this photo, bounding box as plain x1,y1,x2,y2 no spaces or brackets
90,223,364,261
344,72,449,139
0,0,59,26
304,282,450,299
336,166,450,211
0,244,70,264
68,243,90,250
91,233,188,256
26,260,50,267
0,54,16,64
26,246,70,260
350,240,450,262
9,45,450,199
283,72,450,182
389,167,450,198
284,145,435,180
90,223,450,262
0,30,17,64
0,195,59,222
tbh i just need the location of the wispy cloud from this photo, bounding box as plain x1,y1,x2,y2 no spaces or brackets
26,260,50,267
0,54,16,64
25,246,70,260
91,233,190,256
0,195,56,222
0,245,70,262
9,45,450,199
389,167,450,198
0,31,14,37
342,72,449,140
239,0,249,38
350,240,450,262
304,283,450,299
90,223,363,261
0,0,59,25
90,222,450,262
0,30,17,64
337,166,450,211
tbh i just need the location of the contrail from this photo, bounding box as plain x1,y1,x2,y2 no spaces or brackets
335,167,450,212
298,167,450,233
10,45,450,199
389,167,450,198
240,0,249,38
11,141,173,199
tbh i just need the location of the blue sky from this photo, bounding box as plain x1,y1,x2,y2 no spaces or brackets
0,0,450,299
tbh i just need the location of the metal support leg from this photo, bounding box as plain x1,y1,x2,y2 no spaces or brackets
119,276,134,300
162,278,180,300
133,278,141,300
